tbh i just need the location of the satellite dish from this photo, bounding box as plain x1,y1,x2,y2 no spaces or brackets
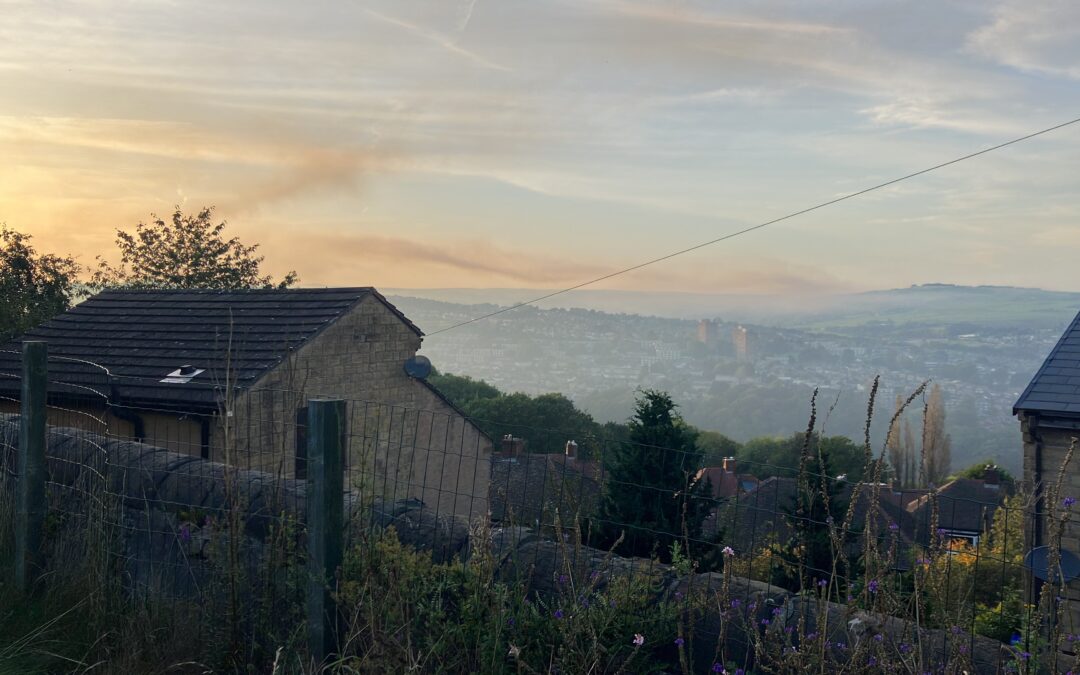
1024,546,1080,583
404,355,432,379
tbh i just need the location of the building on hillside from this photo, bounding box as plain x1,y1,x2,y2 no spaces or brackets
1015,308,1080,628
697,457,760,538
489,438,603,528
0,288,491,520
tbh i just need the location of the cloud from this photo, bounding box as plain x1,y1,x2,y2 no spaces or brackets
363,7,511,72
967,0,1080,79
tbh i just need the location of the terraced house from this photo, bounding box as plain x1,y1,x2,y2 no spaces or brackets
0,288,492,521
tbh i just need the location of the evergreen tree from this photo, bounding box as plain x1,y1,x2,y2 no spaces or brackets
771,433,851,592
597,389,709,560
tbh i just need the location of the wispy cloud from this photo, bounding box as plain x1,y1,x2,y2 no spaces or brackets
363,8,510,72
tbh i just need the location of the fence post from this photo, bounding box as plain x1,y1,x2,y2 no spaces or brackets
307,398,345,663
16,341,47,593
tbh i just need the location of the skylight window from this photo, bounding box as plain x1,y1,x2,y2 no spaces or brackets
160,364,205,384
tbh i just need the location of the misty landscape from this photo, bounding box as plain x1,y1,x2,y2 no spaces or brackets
399,283,1080,475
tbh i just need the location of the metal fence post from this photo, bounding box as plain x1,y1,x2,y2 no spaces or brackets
307,398,345,662
16,341,47,593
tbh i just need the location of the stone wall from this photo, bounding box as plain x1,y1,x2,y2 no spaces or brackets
1020,412,1080,634
226,294,491,521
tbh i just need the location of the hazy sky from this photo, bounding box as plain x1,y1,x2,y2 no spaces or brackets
2,0,1079,294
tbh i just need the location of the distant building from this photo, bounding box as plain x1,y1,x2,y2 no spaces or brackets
697,319,718,345
732,325,750,360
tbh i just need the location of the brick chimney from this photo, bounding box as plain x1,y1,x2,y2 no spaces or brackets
984,464,1001,488
565,440,578,460
722,456,736,474
501,434,526,457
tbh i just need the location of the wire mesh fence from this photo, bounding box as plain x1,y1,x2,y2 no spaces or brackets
1,345,1077,672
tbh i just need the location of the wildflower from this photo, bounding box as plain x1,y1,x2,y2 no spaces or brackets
711,664,724,673
730,599,741,608
806,632,818,640
179,524,192,543
761,618,770,626
1010,633,1022,646
558,574,568,585
1065,496,1077,508
868,580,879,593
675,591,683,600
674,637,685,646
508,644,521,659
868,657,877,666
772,607,782,616
874,634,883,642
722,546,735,556
632,633,645,646
899,643,912,654
735,670,745,675
554,610,564,619
817,579,827,587
889,522,899,531
936,527,946,536
836,641,846,650
1020,652,1031,661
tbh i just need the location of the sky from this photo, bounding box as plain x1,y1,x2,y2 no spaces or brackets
1,0,1079,295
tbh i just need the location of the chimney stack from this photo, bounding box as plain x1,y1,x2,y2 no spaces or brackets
565,440,578,460
722,456,736,474
984,464,1001,487
501,434,526,457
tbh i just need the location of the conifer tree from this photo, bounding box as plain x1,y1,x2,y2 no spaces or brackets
921,384,952,487
597,389,709,560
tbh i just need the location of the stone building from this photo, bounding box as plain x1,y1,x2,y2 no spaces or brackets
0,288,491,521
1014,308,1080,629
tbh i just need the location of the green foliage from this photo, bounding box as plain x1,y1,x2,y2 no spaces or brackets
428,370,502,405
336,528,681,673
739,432,865,482
954,460,1016,487
0,225,81,341
695,430,741,466
597,389,710,560
92,206,297,290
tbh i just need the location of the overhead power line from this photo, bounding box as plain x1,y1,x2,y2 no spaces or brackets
424,115,1080,337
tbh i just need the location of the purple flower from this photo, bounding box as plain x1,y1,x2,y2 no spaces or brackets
1065,496,1077,508
558,574,568,585
179,524,191,543
899,643,912,654
730,599,741,608
761,618,770,626
675,591,683,600
674,637,685,646
712,663,724,673
889,522,899,531
874,634,884,642
735,670,745,675
553,610,564,619
722,546,735,557
950,625,961,635
632,633,645,646
868,657,877,666
868,580,879,593
817,579,828,587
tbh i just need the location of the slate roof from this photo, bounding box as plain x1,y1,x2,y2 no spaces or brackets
0,288,421,411
1014,309,1080,415
489,454,603,525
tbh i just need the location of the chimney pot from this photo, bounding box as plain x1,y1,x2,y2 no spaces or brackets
565,440,578,460
722,456,736,474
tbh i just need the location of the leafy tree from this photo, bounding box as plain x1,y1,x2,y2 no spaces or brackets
953,461,1016,488
921,384,952,486
738,432,865,482
696,430,741,466
0,225,81,341
92,206,297,289
428,370,502,405
596,389,710,560
466,392,601,455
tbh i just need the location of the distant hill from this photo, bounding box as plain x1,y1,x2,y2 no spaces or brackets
385,284,1080,331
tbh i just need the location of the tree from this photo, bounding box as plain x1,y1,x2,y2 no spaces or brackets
92,206,297,289
696,430,741,466
887,394,919,488
738,432,865,482
921,384,952,487
0,225,81,341
596,389,710,560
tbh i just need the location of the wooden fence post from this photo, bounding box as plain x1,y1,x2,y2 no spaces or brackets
307,397,345,663
16,341,47,593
